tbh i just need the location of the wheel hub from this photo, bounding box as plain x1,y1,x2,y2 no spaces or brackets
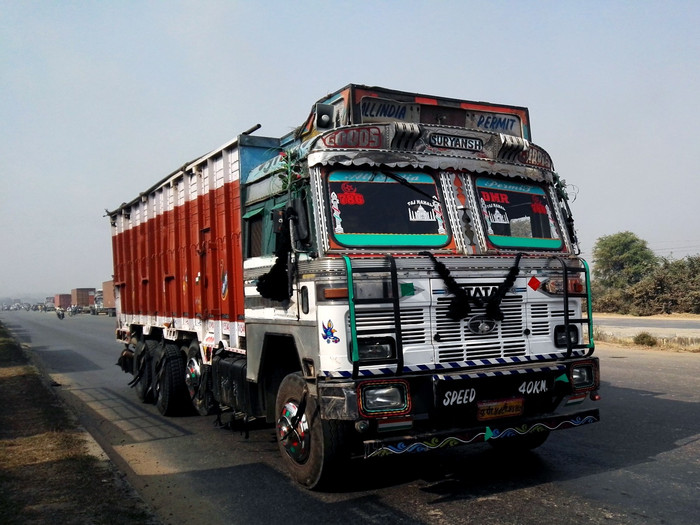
185,357,201,399
277,401,310,463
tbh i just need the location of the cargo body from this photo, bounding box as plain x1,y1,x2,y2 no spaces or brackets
54,294,71,310
92,281,116,316
109,84,600,489
71,288,95,308
102,280,116,315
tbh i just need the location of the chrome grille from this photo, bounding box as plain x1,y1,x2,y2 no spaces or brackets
348,287,566,363
529,303,550,336
550,308,576,318
355,307,427,346
434,294,527,362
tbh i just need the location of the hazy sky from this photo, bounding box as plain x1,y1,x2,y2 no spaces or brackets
2,1,699,300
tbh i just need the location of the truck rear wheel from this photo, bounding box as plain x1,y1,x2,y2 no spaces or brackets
133,338,155,403
154,342,188,416
275,373,348,489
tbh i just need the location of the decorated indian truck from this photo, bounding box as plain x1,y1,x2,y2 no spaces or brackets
109,84,600,488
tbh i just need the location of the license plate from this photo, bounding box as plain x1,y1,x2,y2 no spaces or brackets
477,398,524,421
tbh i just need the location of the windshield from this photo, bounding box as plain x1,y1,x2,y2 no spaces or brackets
475,177,563,250
326,170,449,247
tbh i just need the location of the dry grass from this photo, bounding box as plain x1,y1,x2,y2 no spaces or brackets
592,312,700,352
0,322,160,525
593,327,700,352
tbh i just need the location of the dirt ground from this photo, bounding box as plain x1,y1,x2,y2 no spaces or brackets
0,322,161,525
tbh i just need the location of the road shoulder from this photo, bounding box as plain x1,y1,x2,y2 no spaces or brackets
0,320,161,525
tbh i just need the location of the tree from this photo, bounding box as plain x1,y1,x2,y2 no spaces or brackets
629,256,700,315
591,233,700,315
592,231,658,290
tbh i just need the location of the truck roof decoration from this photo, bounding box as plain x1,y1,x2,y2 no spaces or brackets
245,85,552,192
300,84,531,141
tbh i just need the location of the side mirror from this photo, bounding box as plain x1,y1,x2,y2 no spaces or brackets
289,198,310,244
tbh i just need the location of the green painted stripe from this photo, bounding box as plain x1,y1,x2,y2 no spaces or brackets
335,233,449,247
488,236,563,249
343,256,359,363
582,259,595,349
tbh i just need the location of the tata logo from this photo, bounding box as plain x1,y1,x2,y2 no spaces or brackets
466,314,498,335
463,285,498,299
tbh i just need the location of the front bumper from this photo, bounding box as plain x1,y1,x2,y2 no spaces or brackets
361,408,600,458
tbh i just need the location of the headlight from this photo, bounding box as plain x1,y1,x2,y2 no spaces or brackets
359,380,410,416
554,325,579,348
364,386,403,410
570,361,597,391
357,337,396,362
572,365,593,386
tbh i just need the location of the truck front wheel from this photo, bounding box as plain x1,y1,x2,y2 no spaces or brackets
275,373,349,489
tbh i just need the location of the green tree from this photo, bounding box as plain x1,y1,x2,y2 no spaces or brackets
629,256,700,315
591,233,700,315
592,231,658,290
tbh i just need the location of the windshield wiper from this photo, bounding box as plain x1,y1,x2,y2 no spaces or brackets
380,170,440,203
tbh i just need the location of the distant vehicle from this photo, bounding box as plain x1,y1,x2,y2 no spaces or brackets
91,281,116,316
102,280,116,316
54,294,71,310
71,288,95,310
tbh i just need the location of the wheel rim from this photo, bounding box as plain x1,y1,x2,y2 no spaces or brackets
185,356,201,400
277,401,310,463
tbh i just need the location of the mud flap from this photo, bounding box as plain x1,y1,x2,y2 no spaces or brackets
116,348,134,374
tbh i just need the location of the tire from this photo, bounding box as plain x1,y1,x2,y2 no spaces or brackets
133,339,155,403
185,342,216,416
154,342,188,416
275,373,349,489
488,429,550,451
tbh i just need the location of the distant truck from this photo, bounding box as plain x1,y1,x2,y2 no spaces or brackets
100,281,116,316
108,84,600,489
71,288,95,310
54,294,71,310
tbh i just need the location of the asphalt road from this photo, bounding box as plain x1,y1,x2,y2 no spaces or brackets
2,310,699,525
595,317,700,330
